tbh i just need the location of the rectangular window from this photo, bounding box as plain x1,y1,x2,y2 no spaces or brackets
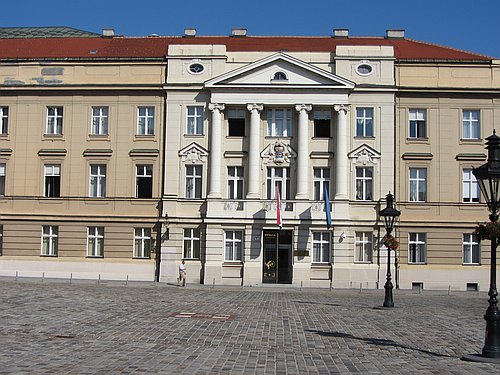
355,167,373,201
313,168,330,201
462,110,480,140
0,106,8,135
312,232,330,263
356,107,374,137
0,225,3,256
87,226,104,257
41,225,58,256
0,163,5,196
186,165,202,198
267,167,290,200
225,230,243,262
137,106,154,135
463,168,480,203
409,168,427,202
186,106,204,135
91,106,109,135
183,228,200,259
89,164,106,198
408,233,426,264
44,164,61,198
227,166,244,199
409,109,426,138
267,109,292,137
227,109,245,137
355,232,373,263
313,110,331,138
46,107,63,135
134,228,151,258
463,233,480,265
136,165,153,198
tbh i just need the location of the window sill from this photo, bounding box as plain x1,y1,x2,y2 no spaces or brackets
311,263,331,268
460,138,482,144
354,136,375,140
463,263,480,266
86,256,104,259
222,262,243,266
40,254,58,257
408,262,427,265
184,134,205,137
132,257,151,260
43,134,64,139
182,258,200,261
312,136,331,140
406,137,429,144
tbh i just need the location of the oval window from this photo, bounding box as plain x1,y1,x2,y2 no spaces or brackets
189,63,204,74
356,64,373,76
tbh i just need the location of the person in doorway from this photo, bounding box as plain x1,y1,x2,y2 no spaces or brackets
178,260,186,287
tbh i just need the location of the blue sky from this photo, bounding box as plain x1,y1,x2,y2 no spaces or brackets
1,0,499,58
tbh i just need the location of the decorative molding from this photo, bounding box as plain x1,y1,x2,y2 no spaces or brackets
295,104,312,113
129,149,159,157
247,103,264,113
0,148,13,157
401,152,433,160
178,142,208,163
208,103,225,112
310,151,334,159
224,151,247,159
348,144,380,165
455,153,487,161
83,149,112,157
260,140,297,165
334,104,351,114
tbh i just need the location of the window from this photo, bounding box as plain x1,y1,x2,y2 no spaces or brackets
409,109,426,138
409,168,427,202
356,108,374,137
186,165,202,199
267,167,290,200
313,168,330,201
356,64,373,76
0,107,8,135
134,228,151,258
463,233,480,265
312,232,330,263
227,109,245,137
355,167,373,201
0,225,3,256
189,63,204,74
225,230,243,261
408,233,426,264
0,163,5,196
462,110,480,140
267,109,292,137
46,107,63,135
89,165,106,198
91,106,109,135
41,225,58,256
227,167,244,199
137,107,154,135
313,110,331,138
44,164,61,198
355,232,373,263
463,168,480,203
87,226,104,257
183,228,200,259
136,165,153,198
272,71,287,81
186,106,204,135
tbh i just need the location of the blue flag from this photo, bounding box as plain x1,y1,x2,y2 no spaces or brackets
323,185,332,229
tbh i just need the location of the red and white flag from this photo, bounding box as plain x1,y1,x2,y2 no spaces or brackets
276,185,282,229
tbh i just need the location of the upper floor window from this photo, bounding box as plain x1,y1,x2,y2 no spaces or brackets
267,109,292,137
183,228,200,259
463,233,480,265
91,106,109,135
0,163,5,196
312,232,330,263
41,225,58,256
186,165,202,199
46,107,63,135
272,71,287,81
267,167,290,200
136,165,153,198
227,109,246,137
87,226,104,258
224,230,243,262
409,168,427,202
313,168,330,201
355,232,373,263
186,106,204,135
313,110,331,138
137,107,154,135
408,232,426,264
0,107,8,135
89,164,106,198
356,107,374,137
463,168,480,203
355,167,373,201
462,110,480,140
134,228,151,258
227,166,244,199
409,109,426,139
44,164,61,198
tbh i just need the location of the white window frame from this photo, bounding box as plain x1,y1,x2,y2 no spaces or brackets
0,163,5,196
462,110,480,140
409,109,426,138
44,164,61,198
355,232,373,263
267,108,292,137
463,233,480,265
227,166,244,199
183,228,200,259
186,106,204,135
91,106,109,135
224,230,243,262
267,167,290,200
41,225,58,256
46,106,63,135
408,233,426,264
313,168,330,201
186,165,202,199
0,106,8,135
136,164,153,198
409,168,427,202
87,226,104,257
137,106,155,135
356,107,374,137
89,164,106,198
134,228,151,258
355,167,373,201
312,232,330,263
463,168,480,203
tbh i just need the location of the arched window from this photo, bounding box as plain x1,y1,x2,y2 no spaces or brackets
272,71,288,81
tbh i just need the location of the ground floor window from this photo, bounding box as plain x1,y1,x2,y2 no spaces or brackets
312,231,330,263
408,232,426,264
183,228,200,259
87,226,104,257
463,233,480,265
41,225,58,256
134,228,151,258
355,232,373,263
224,230,243,262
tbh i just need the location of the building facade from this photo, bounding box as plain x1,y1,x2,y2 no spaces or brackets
0,27,498,289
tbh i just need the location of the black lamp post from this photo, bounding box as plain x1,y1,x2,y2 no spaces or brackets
379,192,401,308
472,131,500,359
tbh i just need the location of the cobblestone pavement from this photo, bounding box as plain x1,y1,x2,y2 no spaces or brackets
0,279,499,374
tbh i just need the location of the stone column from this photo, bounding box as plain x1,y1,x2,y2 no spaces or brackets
208,103,225,198
295,104,312,199
247,104,263,199
334,104,350,200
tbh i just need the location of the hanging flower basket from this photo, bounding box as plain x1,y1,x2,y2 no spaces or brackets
474,222,500,240
382,235,399,250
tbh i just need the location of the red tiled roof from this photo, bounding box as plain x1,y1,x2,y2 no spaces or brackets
0,36,491,61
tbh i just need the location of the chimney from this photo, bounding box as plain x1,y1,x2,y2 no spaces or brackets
183,28,197,37
333,29,349,38
102,28,115,37
231,28,247,37
386,29,405,39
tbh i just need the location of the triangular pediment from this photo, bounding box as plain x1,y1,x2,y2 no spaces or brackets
348,144,381,165
206,52,354,90
179,142,209,163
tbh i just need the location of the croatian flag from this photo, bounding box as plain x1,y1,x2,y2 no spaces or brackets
276,185,282,229
324,185,332,229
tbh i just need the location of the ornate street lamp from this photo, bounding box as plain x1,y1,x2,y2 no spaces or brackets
379,192,401,308
472,131,500,359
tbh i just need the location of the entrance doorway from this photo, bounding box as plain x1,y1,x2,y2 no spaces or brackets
263,230,293,284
